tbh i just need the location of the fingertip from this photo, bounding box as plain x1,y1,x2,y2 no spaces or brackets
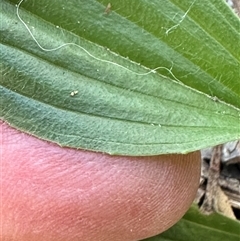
1,122,201,241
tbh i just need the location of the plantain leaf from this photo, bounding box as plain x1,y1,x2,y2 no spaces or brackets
1,0,239,155
142,205,240,241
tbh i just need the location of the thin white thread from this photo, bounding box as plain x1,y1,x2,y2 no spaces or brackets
166,0,196,35
16,0,181,81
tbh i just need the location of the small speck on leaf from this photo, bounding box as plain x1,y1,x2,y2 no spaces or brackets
70,90,78,97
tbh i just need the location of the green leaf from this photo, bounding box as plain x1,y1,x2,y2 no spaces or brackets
142,205,240,241
1,0,240,155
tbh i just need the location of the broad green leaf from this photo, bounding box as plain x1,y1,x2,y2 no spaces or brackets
142,205,240,241
1,0,240,155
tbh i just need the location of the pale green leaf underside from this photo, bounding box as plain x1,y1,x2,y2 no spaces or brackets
142,205,240,241
1,0,240,155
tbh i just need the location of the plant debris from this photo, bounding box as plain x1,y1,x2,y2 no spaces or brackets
196,141,240,220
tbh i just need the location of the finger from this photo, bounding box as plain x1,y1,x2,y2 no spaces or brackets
1,121,201,241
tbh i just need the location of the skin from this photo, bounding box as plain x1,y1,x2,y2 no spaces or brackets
1,121,201,241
